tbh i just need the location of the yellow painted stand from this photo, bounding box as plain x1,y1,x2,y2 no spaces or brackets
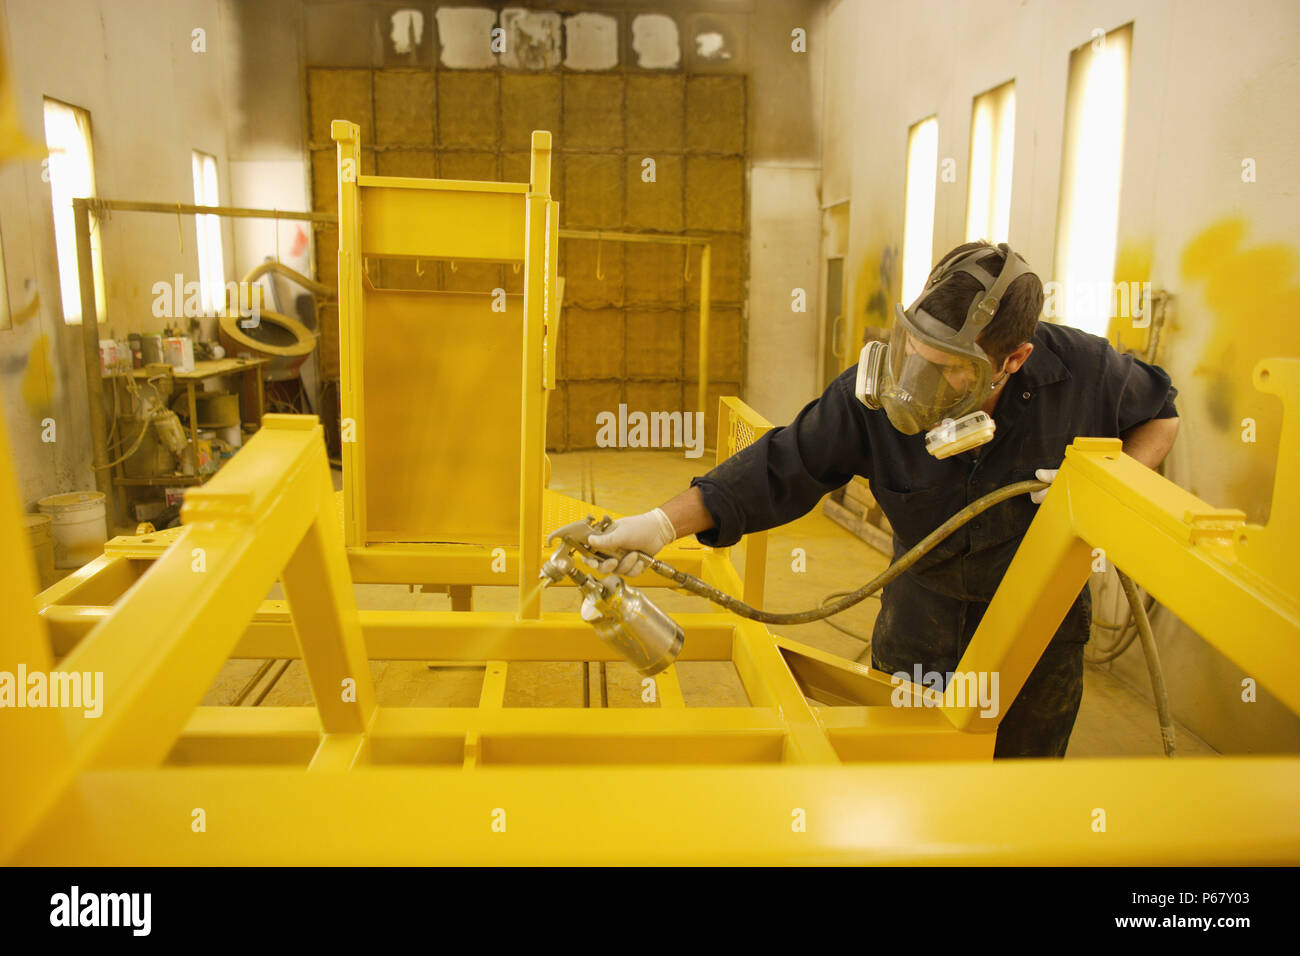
4,124,1299,862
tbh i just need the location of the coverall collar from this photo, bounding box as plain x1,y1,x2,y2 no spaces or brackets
1014,327,1071,389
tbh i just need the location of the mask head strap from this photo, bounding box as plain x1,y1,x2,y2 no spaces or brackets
913,242,1036,345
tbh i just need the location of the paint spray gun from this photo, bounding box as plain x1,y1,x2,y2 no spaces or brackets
540,476,1053,676
540,515,684,676
542,475,1054,672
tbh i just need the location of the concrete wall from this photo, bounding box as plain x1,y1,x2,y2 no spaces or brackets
1,0,827,504
743,0,822,426
0,0,235,510
223,0,311,282
824,0,1300,752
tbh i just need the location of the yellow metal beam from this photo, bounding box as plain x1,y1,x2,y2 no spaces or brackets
0,412,67,863
358,181,527,260
59,417,333,771
1236,360,1300,596
517,171,551,617
334,120,367,549
947,426,1300,732
10,759,1298,865
43,605,739,662
280,461,375,733
7,114,1299,865
344,536,708,585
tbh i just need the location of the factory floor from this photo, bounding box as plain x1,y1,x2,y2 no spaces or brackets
202,449,1215,758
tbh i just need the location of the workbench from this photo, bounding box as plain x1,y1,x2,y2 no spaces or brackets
109,356,269,528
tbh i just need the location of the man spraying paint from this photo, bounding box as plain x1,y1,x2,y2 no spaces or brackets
587,241,1180,757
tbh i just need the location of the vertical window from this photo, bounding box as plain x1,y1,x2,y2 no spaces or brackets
0,223,10,330
966,80,1016,244
192,150,225,314
43,98,105,324
901,116,938,306
1054,23,1133,335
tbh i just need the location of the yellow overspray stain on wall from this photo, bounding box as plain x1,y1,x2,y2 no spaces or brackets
1110,239,1153,353
1182,217,1300,519
21,333,54,418
850,244,898,371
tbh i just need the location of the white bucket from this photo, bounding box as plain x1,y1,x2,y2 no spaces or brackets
37,491,107,569
24,513,57,590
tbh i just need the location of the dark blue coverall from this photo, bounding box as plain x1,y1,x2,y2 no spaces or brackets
690,322,1179,757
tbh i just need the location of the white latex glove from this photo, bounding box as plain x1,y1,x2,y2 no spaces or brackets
1029,468,1059,505
586,508,676,577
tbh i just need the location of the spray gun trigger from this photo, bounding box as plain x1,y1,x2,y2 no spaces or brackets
544,514,624,566
545,514,612,548
545,517,594,549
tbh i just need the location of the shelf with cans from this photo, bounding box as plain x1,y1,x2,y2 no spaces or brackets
99,328,269,530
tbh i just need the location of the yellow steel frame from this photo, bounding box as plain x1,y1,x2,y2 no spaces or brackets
558,228,714,420
7,364,1299,862
332,125,710,603
716,395,774,608
5,123,1299,861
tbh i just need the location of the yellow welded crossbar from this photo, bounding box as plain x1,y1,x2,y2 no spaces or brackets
332,123,561,619
39,604,737,661
716,396,774,607
7,394,1300,860
5,118,1299,861
944,359,1300,732
9,760,1299,865
559,228,713,419
1,414,376,860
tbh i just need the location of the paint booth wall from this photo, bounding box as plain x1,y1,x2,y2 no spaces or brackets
823,0,1300,752
219,0,823,444
0,0,236,509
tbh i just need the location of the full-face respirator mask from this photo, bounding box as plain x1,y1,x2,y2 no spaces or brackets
855,242,1036,458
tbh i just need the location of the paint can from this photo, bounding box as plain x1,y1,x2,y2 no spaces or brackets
37,491,108,569
196,430,216,474
98,339,117,376
141,333,164,365
163,336,195,372
23,513,57,590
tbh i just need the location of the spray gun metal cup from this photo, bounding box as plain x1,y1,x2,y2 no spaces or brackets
580,575,685,677
543,514,686,675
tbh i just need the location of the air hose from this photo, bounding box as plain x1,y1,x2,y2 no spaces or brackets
1117,569,1176,756
638,477,1177,756
644,478,1049,624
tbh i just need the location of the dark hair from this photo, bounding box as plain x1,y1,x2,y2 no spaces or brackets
915,240,1043,365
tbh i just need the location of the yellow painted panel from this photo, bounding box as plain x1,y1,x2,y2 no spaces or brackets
359,184,526,261
361,288,523,544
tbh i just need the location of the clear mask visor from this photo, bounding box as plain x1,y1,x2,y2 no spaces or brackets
887,310,990,425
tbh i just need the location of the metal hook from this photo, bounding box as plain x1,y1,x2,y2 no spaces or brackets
415,258,425,277
513,262,522,274
449,260,459,273
684,246,692,283
596,238,605,281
